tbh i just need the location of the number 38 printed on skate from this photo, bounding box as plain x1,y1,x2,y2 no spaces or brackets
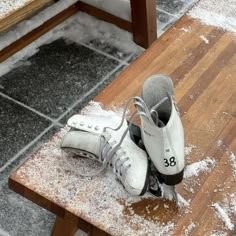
164,157,176,167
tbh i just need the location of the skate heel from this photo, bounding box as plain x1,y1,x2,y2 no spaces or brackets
158,169,184,186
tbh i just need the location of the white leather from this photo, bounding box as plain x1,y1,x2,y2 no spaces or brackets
140,98,184,175
61,114,148,196
61,130,101,157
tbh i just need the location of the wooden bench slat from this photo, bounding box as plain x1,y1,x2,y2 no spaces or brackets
0,0,53,33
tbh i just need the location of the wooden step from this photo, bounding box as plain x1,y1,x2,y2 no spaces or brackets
0,0,53,33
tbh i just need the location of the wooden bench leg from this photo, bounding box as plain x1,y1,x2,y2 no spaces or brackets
51,216,79,236
78,218,110,236
51,215,110,236
130,0,157,48
90,226,110,236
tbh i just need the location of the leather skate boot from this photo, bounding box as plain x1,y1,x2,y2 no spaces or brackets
61,111,149,196
138,74,185,186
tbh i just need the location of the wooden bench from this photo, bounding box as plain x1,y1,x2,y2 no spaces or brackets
0,0,157,63
9,15,236,235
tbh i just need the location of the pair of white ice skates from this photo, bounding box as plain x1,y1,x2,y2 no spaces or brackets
61,75,184,200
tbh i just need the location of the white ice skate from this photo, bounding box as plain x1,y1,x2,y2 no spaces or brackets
60,104,149,196
135,74,185,200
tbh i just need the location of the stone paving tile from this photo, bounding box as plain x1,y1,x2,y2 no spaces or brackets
83,38,133,61
60,64,127,124
0,39,120,119
157,0,196,16
0,96,51,169
0,126,60,236
157,9,178,33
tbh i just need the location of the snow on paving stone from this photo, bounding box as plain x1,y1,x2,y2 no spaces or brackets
0,0,139,77
81,0,131,21
188,0,236,37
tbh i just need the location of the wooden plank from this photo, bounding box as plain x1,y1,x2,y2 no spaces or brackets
130,0,157,48
8,174,67,218
51,216,79,236
0,2,81,63
0,0,53,33
8,16,236,235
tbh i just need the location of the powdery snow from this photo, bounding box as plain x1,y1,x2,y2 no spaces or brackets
184,145,196,156
0,0,34,19
212,193,236,231
199,35,209,44
184,221,196,236
180,27,191,33
74,230,87,236
81,0,131,21
0,228,11,236
184,157,216,178
229,151,236,179
210,230,227,236
212,203,234,230
188,0,236,37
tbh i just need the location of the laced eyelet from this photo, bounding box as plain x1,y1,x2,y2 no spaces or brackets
95,126,99,130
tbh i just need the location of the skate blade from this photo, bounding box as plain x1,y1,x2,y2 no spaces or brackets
161,184,179,206
171,186,179,205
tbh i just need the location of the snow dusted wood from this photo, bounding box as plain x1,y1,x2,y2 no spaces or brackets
9,15,236,235
0,0,53,32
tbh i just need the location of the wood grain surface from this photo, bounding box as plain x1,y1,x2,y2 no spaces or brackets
0,0,53,33
9,15,236,235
